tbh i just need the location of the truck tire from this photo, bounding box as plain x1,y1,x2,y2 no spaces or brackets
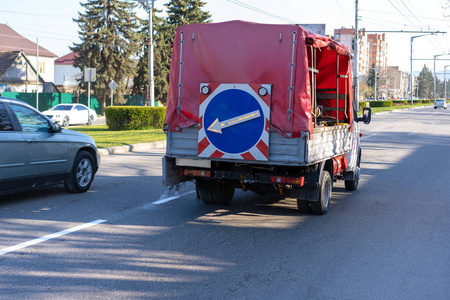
345,177,358,191
297,199,311,213
311,170,332,215
345,150,361,191
196,179,235,205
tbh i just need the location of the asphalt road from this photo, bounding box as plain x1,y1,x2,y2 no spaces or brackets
0,106,449,299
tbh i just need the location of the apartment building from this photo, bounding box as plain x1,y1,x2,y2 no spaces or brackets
334,28,389,76
367,33,388,70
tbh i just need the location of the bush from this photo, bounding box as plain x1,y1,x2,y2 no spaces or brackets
393,100,408,105
105,106,166,131
359,101,369,110
369,100,393,107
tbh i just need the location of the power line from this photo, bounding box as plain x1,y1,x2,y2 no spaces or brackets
0,9,73,18
388,0,419,29
334,0,352,25
398,0,427,29
359,9,449,23
225,0,297,24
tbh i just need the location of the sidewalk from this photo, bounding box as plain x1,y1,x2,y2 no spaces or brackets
93,116,167,156
97,140,166,156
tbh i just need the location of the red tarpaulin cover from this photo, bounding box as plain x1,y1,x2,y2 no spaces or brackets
165,21,353,138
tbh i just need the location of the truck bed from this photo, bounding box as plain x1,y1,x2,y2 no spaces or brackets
165,124,351,167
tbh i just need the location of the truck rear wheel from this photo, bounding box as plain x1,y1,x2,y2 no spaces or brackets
196,179,235,205
345,177,359,191
311,170,332,215
297,199,311,213
345,150,361,191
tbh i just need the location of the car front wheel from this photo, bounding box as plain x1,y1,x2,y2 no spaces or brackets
87,114,94,125
65,151,95,193
62,116,70,127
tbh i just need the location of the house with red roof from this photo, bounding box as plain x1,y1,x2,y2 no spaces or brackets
54,52,81,92
0,24,58,93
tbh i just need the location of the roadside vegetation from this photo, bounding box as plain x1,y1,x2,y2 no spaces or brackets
69,125,165,149
359,102,432,114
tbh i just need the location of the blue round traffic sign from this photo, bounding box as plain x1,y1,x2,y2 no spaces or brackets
203,89,264,154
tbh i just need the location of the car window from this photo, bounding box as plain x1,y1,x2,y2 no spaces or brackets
10,104,50,132
53,105,73,111
75,105,88,111
0,103,14,131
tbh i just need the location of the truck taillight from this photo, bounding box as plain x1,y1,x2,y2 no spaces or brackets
182,168,211,177
270,176,305,186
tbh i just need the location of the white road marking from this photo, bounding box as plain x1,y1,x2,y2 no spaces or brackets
0,219,106,256
0,190,196,256
361,133,377,139
144,190,196,208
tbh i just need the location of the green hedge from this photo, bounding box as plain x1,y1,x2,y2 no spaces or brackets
393,100,408,105
105,106,166,131
359,102,368,111
369,100,393,107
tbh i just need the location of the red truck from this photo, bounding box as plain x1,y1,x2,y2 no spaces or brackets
162,21,371,214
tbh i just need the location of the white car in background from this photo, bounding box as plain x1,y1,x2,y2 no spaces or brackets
43,104,97,127
434,99,448,109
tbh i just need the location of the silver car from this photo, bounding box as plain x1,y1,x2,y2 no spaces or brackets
434,98,448,109
0,97,100,195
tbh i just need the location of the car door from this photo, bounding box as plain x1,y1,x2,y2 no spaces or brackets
9,103,69,185
74,105,89,124
0,102,27,192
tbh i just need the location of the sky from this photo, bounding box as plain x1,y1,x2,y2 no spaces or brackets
1,0,449,74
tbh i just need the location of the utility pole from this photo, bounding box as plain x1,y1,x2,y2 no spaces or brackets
445,65,450,101
36,37,39,110
353,0,359,106
434,53,449,101
364,30,444,106
410,33,436,105
147,0,155,107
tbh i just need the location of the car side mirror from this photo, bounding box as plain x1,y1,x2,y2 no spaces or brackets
51,123,62,133
357,107,372,125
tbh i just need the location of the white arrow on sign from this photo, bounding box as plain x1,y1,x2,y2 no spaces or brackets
207,110,261,134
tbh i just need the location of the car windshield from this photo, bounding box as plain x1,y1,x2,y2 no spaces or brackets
436,100,444,103
52,105,73,111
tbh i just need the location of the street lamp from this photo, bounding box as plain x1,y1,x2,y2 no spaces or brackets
444,65,450,101
410,34,434,106
434,53,449,101
147,0,155,107
131,0,155,107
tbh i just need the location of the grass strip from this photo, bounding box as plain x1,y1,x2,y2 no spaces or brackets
68,125,166,149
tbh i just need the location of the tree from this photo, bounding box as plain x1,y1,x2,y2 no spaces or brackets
132,8,172,105
166,0,212,25
416,64,433,99
364,64,379,98
71,0,142,113
132,0,211,105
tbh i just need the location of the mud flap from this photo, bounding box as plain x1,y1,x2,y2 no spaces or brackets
162,156,190,187
291,162,325,202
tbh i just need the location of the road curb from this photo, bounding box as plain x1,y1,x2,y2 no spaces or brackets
98,140,166,156
371,104,432,116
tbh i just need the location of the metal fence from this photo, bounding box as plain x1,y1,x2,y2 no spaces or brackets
1,92,148,115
